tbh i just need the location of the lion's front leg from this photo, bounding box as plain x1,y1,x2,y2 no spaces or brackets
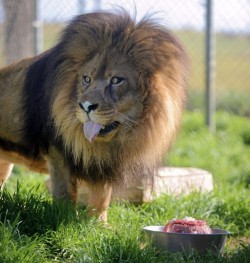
48,147,78,203
87,182,112,222
49,168,78,203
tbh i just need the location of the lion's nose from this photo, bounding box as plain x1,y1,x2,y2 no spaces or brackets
79,101,98,113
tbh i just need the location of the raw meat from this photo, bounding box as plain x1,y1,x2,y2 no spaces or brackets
163,217,212,234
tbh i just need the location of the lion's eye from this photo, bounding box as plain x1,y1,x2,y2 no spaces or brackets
111,77,125,85
83,76,91,85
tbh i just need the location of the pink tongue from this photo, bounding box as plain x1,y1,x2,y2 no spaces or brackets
83,121,103,143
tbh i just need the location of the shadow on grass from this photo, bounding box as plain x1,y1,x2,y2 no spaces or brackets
0,182,88,236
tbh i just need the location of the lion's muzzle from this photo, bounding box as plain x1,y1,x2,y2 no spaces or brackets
79,101,120,142
79,101,98,114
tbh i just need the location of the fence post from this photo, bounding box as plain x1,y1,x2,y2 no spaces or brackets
94,0,101,9
3,0,36,64
34,0,43,55
205,0,216,132
78,0,85,14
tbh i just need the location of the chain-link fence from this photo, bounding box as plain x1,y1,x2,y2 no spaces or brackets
0,0,249,119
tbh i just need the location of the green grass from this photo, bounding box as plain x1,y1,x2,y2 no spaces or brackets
167,111,250,188
0,111,249,262
187,88,250,116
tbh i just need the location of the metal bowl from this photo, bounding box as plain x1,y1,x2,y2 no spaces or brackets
143,226,230,254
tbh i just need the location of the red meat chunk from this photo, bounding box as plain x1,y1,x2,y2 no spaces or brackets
163,217,212,234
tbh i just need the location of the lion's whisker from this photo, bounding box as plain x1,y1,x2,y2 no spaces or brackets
115,111,138,126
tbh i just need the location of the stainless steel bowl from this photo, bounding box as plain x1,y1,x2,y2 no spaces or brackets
143,226,230,254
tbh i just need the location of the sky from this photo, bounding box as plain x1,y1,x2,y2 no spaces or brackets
0,0,249,33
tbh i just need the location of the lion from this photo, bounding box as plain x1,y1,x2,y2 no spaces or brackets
0,10,188,221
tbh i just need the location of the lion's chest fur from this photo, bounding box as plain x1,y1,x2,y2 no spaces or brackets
52,130,125,183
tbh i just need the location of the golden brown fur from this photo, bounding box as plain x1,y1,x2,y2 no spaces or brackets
0,10,188,221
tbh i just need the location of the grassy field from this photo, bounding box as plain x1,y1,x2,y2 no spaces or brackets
0,111,249,262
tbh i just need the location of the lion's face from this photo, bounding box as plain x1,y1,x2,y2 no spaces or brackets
75,53,143,142
51,11,188,169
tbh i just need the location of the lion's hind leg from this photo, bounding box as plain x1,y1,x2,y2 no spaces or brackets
0,159,14,190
